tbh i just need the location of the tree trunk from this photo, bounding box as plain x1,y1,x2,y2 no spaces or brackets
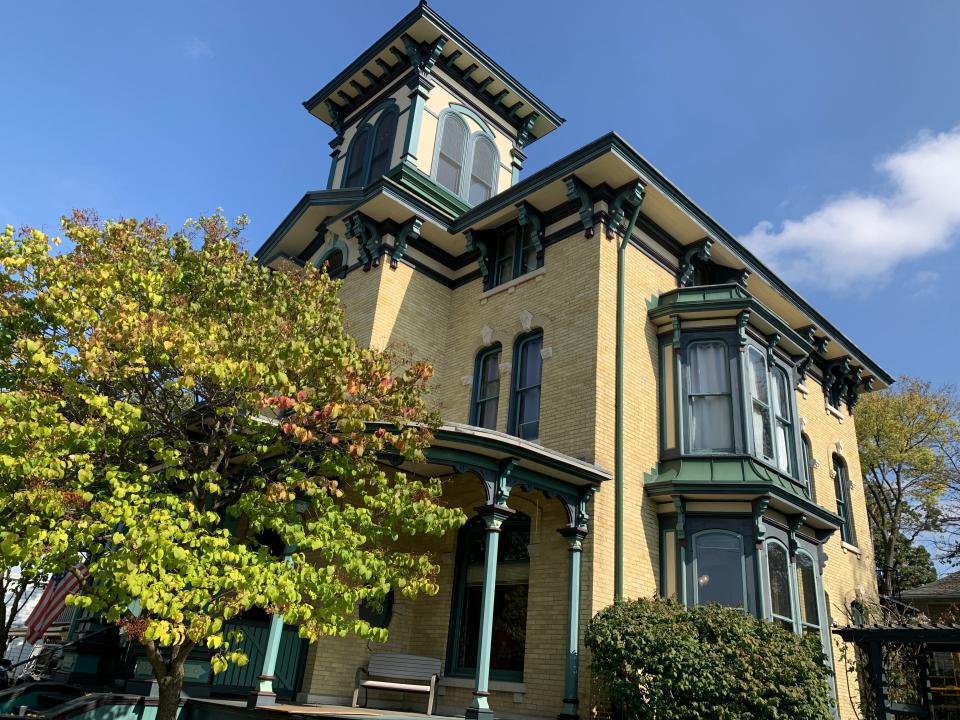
156,668,184,720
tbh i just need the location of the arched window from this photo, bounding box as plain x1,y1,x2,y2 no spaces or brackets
434,113,468,196
772,367,795,474
367,109,398,182
801,434,815,499
342,127,371,188
686,341,733,452
323,249,344,273
471,344,501,430
448,512,530,681
795,552,821,636
510,332,543,441
747,347,774,462
692,530,746,609
834,455,855,544
468,135,497,205
766,540,794,630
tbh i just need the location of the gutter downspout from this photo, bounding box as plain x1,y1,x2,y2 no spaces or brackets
614,187,646,602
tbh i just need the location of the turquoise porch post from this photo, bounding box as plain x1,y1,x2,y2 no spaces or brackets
247,552,294,708
558,527,587,720
465,504,515,720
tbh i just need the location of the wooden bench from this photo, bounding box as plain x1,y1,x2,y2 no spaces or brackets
352,653,442,715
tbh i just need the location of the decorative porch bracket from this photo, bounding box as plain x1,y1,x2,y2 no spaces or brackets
563,175,595,238
516,201,545,261
752,496,770,548
787,514,806,557
678,238,714,287
824,357,851,409
796,326,829,381
390,216,424,269
345,212,383,271
606,180,646,239
465,229,491,284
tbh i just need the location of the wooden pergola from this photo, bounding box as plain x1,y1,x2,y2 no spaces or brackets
834,623,960,719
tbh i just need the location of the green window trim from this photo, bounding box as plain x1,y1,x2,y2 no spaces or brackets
684,339,736,454
507,331,543,441
801,433,816,500
488,222,542,290
314,237,349,278
340,104,399,189
445,512,531,683
431,108,500,206
764,539,795,630
470,344,502,430
690,529,749,611
833,454,856,544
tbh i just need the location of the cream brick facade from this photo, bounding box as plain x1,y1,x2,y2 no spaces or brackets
260,5,890,719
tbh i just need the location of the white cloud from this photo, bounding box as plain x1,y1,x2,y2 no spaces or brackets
183,38,213,60
741,126,960,293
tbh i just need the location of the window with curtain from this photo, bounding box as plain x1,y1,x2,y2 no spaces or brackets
686,341,733,452
747,347,774,462
772,367,795,475
448,513,530,680
795,552,821,636
435,113,468,196
367,109,398,182
471,345,501,430
834,455,855,544
766,541,794,630
693,531,745,609
343,128,371,188
468,136,497,205
511,333,542,441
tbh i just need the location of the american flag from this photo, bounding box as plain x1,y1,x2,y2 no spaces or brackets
25,566,88,643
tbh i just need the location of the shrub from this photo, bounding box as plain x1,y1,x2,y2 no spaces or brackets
584,597,834,720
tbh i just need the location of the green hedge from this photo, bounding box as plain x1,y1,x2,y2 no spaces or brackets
584,597,834,720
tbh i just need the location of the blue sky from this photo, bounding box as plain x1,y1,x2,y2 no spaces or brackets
2,0,959,390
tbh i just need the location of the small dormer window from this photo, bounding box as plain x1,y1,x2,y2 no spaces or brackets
432,109,499,205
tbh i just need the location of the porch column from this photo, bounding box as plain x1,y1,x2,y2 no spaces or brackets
465,504,515,720
558,527,587,720
247,552,294,708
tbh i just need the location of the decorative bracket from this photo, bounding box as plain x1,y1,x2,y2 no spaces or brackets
564,175,595,238
671,316,682,350
678,238,714,287
345,212,383,271
766,333,781,365
390,216,423,269
752,496,771,547
825,357,851,407
796,326,824,380
672,496,686,547
606,181,646,239
324,99,345,138
736,268,752,288
465,229,490,284
787,514,806,557
402,34,447,79
517,112,539,148
736,310,751,349
516,201,545,261
846,366,864,410
493,457,519,507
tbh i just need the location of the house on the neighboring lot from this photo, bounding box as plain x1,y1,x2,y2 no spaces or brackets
255,3,890,718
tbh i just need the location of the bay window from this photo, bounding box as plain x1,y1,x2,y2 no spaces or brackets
687,341,734,452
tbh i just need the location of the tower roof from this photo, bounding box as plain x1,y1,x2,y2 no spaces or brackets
303,2,563,145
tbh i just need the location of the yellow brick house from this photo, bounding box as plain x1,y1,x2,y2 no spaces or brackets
254,4,891,718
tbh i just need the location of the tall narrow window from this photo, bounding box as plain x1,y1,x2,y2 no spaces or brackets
490,225,542,289
693,531,745,609
772,368,795,475
795,552,821,636
468,136,497,205
802,434,816,499
471,345,501,430
493,225,516,286
686,341,733,452
448,513,530,681
834,455,855,544
367,110,398,182
343,128,371,188
766,541,794,630
435,113,468,195
747,347,774,462
511,333,543,441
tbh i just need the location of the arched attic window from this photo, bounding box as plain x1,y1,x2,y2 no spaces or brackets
367,107,398,182
342,127,371,188
434,112,468,196
468,135,497,205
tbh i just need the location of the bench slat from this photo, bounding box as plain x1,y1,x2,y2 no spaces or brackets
361,680,431,693
367,653,442,681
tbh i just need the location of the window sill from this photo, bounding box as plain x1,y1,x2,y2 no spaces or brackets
825,403,844,421
841,541,862,556
480,266,545,301
440,676,525,694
